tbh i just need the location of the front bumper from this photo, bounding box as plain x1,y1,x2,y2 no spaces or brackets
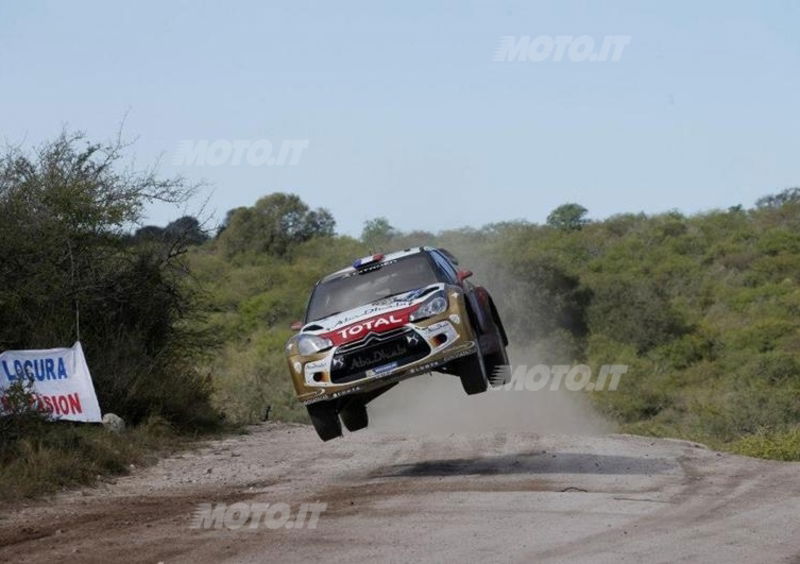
286,291,476,405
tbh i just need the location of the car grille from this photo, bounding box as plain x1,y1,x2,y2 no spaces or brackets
330,329,430,384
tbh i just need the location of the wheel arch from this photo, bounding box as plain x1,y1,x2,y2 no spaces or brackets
487,295,509,347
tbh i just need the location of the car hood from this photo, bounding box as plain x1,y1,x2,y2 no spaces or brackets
301,283,446,343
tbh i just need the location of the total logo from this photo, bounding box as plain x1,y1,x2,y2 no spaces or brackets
336,314,403,340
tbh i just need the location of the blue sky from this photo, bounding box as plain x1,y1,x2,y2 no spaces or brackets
1,1,798,236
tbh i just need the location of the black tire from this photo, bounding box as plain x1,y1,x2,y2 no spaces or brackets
483,321,510,387
451,350,489,395
340,402,369,432
306,401,342,441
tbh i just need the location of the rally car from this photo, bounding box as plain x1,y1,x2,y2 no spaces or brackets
285,247,509,441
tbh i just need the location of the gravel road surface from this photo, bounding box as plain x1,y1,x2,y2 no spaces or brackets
2,418,799,563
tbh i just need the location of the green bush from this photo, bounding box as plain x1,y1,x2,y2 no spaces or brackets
0,131,219,429
182,190,800,466
729,427,800,461
587,279,688,353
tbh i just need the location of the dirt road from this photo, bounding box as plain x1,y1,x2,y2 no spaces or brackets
2,417,800,563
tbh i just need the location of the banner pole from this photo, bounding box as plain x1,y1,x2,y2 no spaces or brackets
67,239,81,342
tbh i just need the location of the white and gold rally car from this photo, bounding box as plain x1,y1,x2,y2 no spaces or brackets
285,247,508,441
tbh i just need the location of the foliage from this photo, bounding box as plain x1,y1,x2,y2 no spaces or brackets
0,414,190,501
0,131,217,428
755,186,800,209
546,203,589,231
361,217,397,251
217,193,335,258
729,426,800,460
189,194,800,461
5,131,797,474
132,216,209,245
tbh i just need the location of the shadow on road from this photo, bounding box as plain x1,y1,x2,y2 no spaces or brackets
374,451,676,478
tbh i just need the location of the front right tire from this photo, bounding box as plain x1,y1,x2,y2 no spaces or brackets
340,402,369,432
451,349,489,394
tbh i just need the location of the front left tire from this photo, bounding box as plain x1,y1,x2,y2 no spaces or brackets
306,401,342,441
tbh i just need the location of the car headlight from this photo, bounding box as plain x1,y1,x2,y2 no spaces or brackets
296,334,333,356
410,292,448,322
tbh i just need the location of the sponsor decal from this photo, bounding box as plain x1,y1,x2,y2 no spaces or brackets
370,361,398,376
320,284,444,329
324,305,417,345
406,344,476,375
350,344,406,369
424,321,449,333
329,385,362,399
305,359,326,371
330,305,396,327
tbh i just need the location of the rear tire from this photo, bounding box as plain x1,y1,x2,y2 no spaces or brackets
340,402,368,432
306,401,342,441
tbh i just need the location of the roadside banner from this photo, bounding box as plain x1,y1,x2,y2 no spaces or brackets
0,341,102,422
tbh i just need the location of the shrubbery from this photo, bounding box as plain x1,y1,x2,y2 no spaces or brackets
188,189,800,460
0,131,219,430
6,130,797,470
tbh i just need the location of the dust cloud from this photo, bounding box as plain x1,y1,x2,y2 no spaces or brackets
367,350,614,436
364,248,613,437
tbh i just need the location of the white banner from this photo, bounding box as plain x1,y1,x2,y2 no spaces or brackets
0,341,102,422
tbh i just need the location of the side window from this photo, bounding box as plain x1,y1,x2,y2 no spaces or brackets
430,251,458,283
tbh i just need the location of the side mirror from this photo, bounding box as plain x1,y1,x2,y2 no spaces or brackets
290,320,303,331
457,269,473,282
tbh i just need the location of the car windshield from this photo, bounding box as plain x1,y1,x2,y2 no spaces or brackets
306,254,439,322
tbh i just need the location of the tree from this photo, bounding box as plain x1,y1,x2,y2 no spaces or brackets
132,225,165,242
0,130,215,427
755,188,800,209
133,216,208,246
164,216,208,246
218,193,335,257
361,217,397,251
546,203,589,231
